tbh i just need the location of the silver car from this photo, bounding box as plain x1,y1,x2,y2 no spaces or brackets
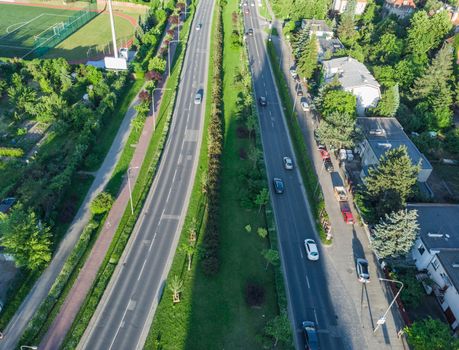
194,91,202,105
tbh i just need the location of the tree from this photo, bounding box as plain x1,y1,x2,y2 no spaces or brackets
131,114,146,132
254,187,269,212
188,217,198,242
180,243,196,271
338,0,358,46
148,56,167,74
317,112,358,149
169,275,183,303
262,248,279,269
264,311,293,346
411,44,454,129
297,34,318,81
371,209,419,259
404,318,459,350
407,11,452,57
364,146,420,211
0,203,52,271
321,89,356,117
257,227,268,239
247,145,262,169
372,33,404,64
374,84,399,117
90,192,114,215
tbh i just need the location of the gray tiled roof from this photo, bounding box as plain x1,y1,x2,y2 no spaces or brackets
322,57,380,89
437,251,459,294
302,19,333,34
357,117,432,172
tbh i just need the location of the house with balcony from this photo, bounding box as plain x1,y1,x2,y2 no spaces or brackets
409,204,459,330
383,0,416,18
356,117,433,182
332,0,368,15
322,57,381,116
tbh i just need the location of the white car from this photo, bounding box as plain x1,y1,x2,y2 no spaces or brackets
301,101,310,112
194,91,202,105
283,156,293,170
196,23,202,31
304,239,319,261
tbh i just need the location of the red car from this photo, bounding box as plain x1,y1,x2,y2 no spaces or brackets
319,148,330,160
340,202,354,224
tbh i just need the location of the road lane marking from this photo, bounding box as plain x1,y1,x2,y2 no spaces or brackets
166,187,172,203
305,274,310,289
299,246,303,258
162,214,180,220
313,308,318,324
138,258,148,281
148,231,158,252
108,298,132,350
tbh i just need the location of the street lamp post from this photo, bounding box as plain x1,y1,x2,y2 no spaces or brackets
168,40,182,76
152,88,172,132
127,166,139,215
20,346,38,350
373,278,404,333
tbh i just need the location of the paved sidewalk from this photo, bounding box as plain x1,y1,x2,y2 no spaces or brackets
38,28,179,350
262,4,407,350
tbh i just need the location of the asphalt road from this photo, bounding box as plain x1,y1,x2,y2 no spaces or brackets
243,6,357,350
77,1,214,349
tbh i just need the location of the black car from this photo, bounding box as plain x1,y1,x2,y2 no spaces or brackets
259,96,267,106
324,158,334,172
273,177,284,194
302,321,319,350
297,88,304,96
248,28,253,36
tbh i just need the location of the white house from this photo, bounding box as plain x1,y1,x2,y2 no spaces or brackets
322,57,381,116
333,0,368,15
409,204,459,330
356,117,433,182
383,0,416,18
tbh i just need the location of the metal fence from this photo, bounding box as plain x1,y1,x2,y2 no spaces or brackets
31,1,99,57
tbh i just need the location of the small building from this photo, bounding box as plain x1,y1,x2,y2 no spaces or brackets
322,57,381,115
356,117,433,182
383,0,416,18
301,19,334,40
409,204,459,330
332,0,368,15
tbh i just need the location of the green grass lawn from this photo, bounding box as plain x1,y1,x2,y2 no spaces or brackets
0,4,78,57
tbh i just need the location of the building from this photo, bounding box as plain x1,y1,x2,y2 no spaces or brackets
356,117,433,182
409,204,459,330
322,57,381,115
301,20,344,62
383,0,416,18
332,0,368,15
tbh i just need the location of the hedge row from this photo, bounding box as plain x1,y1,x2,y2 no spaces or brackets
0,147,24,157
61,6,196,349
200,3,223,276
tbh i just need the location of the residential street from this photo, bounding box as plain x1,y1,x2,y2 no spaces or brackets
246,2,408,349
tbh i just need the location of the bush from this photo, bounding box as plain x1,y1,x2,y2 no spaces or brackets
444,128,459,155
245,282,265,306
0,147,24,157
90,192,114,215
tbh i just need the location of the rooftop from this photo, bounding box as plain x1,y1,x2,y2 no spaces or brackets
357,117,432,172
437,250,459,293
322,57,380,90
302,19,333,34
385,0,416,8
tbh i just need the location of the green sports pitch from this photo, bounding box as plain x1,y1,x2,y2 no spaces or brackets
0,4,80,58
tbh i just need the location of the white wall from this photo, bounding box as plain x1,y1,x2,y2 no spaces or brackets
355,1,367,14
347,85,380,116
383,3,414,18
412,239,434,270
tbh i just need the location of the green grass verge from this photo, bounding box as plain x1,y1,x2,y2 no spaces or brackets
266,41,331,244
60,6,197,349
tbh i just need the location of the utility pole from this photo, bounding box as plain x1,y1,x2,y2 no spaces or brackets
107,0,118,58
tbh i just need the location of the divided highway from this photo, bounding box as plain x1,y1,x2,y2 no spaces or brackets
77,0,214,349
243,6,365,350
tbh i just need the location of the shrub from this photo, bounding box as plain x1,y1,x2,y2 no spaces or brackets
0,147,24,157
90,192,114,215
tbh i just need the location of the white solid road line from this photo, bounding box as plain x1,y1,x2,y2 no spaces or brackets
148,231,158,252
305,274,311,289
108,299,131,350
137,257,149,281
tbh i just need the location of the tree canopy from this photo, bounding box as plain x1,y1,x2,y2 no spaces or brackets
320,89,356,117
405,318,459,350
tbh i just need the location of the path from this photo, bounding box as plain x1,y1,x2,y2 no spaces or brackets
38,22,179,350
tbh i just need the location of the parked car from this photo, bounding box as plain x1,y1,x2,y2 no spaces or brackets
340,201,354,224
318,148,330,160
333,186,348,201
258,96,267,106
304,239,319,261
283,156,293,170
273,177,285,194
301,100,310,112
289,68,298,78
194,90,203,104
302,321,319,350
296,87,304,96
356,258,370,283
323,158,334,172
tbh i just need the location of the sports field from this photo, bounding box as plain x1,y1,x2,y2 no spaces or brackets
0,4,80,57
